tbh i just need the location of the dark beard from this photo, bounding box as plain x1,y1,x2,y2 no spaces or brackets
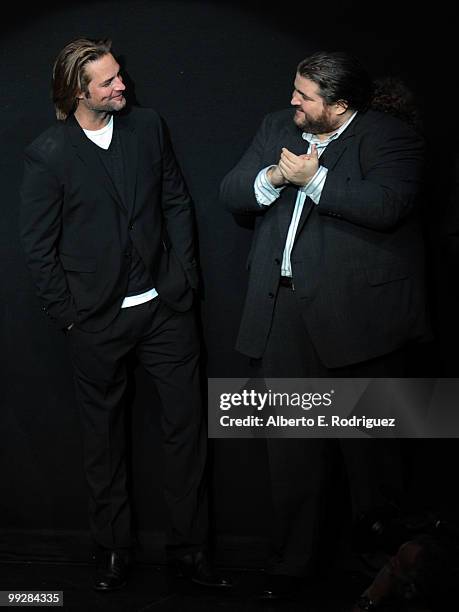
293,109,336,134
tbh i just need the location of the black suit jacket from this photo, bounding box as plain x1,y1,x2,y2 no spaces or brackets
20,107,198,332
220,108,430,368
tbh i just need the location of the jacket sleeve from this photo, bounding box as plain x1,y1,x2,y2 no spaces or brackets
157,116,198,290
219,114,275,214
19,144,77,329
319,118,425,231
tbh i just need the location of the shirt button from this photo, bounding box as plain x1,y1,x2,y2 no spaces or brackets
268,292,275,299
274,258,280,265
129,223,134,230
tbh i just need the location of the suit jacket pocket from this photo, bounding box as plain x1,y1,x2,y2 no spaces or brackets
365,264,408,286
60,253,97,273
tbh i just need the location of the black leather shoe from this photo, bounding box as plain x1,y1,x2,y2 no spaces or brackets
93,550,130,591
175,550,232,588
257,574,301,601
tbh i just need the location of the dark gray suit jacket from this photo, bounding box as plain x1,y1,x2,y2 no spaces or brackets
220,108,429,368
20,107,197,332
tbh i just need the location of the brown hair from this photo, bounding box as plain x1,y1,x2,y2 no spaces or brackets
52,38,112,120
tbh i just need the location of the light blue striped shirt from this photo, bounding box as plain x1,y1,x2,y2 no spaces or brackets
254,112,357,277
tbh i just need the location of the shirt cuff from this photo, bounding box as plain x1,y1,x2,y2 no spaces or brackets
254,166,285,207
300,166,328,205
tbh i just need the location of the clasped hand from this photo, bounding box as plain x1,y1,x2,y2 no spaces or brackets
272,145,318,187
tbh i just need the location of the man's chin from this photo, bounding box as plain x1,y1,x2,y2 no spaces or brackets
111,98,127,111
293,114,305,129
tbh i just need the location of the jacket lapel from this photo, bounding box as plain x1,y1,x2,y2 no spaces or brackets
319,134,350,170
116,115,138,219
65,115,125,210
319,112,360,170
294,112,360,238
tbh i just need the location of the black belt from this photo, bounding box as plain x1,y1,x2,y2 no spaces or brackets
279,276,294,289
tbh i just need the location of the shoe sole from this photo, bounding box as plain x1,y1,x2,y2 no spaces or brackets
93,581,127,592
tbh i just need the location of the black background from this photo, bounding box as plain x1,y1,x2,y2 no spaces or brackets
1,0,458,564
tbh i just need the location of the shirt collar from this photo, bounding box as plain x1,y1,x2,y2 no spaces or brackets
302,111,358,147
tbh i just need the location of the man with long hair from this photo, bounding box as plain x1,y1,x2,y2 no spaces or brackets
20,38,230,592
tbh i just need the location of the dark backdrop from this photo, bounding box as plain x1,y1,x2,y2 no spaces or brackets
1,0,458,565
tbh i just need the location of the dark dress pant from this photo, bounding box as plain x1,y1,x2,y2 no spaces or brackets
67,297,207,557
253,284,406,576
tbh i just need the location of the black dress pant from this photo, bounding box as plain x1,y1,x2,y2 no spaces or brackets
68,298,207,557
252,284,406,576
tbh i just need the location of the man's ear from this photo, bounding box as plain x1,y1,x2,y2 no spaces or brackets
76,84,90,100
334,99,349,115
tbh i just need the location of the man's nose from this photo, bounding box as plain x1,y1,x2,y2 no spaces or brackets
114,76,125,91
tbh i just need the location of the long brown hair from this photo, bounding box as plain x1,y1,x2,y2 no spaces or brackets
52,38,112,120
